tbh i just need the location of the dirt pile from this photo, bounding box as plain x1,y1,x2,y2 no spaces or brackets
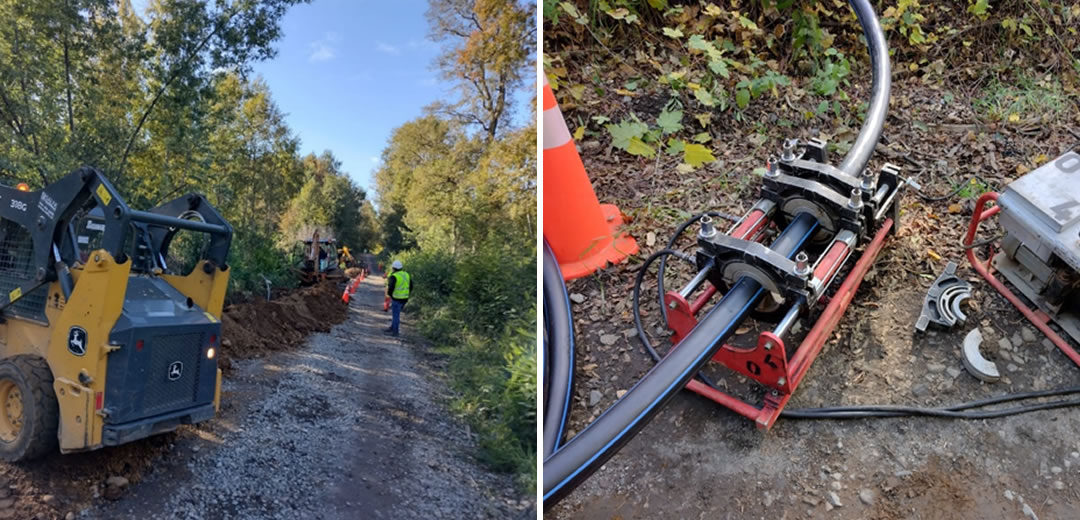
220,280,349,366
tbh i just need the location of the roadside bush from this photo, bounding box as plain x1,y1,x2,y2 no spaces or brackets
399,242,536,492
394,248,457,313
445,311,537,491
226,232,299,301
450,244,535,336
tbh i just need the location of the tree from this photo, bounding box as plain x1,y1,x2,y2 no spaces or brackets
280,151,373,253
425,0,535,141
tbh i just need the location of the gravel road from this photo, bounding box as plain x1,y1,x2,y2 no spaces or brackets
87,274,531,519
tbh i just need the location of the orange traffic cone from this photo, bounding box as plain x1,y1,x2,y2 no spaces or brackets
342,288,350,304
542,74,638,281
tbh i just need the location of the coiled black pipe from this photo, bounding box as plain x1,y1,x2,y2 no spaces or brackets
542,239,574,458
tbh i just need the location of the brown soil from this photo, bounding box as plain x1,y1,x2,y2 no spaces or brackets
0,279,351,520
219,279,349,368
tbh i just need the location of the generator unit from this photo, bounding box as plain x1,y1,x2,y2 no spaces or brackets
992,150,1080,343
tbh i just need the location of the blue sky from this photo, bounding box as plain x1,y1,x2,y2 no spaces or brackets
130,0,456,195
248,0,452,194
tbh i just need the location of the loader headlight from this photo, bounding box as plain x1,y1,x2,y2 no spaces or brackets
207,347,216,360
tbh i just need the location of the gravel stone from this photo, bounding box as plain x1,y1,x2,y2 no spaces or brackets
569,293,586,304
1022,327,1037,343
826,491,842,507
912,384,930,397
858,489,875,505
589,390,604,407
88,279,531,520
999,337,1012,351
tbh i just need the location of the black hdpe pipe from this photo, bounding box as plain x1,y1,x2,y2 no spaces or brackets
542,239,575,458
542,0,890,507
544,214,818,504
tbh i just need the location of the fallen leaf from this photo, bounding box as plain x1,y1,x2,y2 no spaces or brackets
948,203,962,214
927,249,942,261
646,232,657,247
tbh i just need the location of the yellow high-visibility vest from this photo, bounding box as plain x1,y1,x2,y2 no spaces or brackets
390,271,410,299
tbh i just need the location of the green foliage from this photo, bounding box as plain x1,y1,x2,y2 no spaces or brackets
810,48,850,97
972,74,1067,122
279,151,375,253
395,241,537,491
968,0,992,20
226,231,299,301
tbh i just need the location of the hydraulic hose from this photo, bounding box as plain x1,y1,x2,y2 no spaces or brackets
837,0,891,177
543,213,818,505
542,239,575,458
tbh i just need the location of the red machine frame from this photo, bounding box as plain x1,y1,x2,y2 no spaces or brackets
963,192,1080,368
664,208,894,429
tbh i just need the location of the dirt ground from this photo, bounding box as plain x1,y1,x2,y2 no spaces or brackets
546,64,1080,518
0,268,529,519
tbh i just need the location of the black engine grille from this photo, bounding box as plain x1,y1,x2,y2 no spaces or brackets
143,332,203,416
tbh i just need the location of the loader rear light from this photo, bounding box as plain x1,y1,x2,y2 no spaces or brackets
136,339,144,351
207,347,215,360
210,334,217,345
95,391,103,411
15,183,28,192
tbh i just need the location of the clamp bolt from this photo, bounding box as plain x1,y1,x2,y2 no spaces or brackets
668,301,677,309
764,341,774,350
795,251,810,277
781,139,797,162
860,169,876,192
848,188,864,210
698,215,716,238
766,156,780,177
777,377,786,386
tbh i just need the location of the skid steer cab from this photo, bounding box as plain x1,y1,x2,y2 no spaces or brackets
0,167,231,461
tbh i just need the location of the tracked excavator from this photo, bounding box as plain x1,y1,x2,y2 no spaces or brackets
0,167,230,461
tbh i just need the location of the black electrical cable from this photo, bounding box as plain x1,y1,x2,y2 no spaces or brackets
631,248,722,390
542,239,575,459
544,213,821,507
627,211,741,393
782,385,1080,419
657,211,740,324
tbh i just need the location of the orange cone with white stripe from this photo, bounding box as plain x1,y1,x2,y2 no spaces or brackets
543,74,638,281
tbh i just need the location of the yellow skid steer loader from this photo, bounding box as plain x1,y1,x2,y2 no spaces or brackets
0,167,231,461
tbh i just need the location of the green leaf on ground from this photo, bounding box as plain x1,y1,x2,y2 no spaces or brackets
627,137,656,157
684,144,715,167
735,89,750,109
606,119,648,150
663,27,683,38
656,109,684,134
694,88,717,107
666,138,686,155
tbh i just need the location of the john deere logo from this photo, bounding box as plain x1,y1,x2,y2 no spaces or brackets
167,361,183,381
67,327,87,356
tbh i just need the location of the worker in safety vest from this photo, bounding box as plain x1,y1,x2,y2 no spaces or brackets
384,260,411,337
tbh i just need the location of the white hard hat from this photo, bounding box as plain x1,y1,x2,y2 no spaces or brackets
392,260,403,270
